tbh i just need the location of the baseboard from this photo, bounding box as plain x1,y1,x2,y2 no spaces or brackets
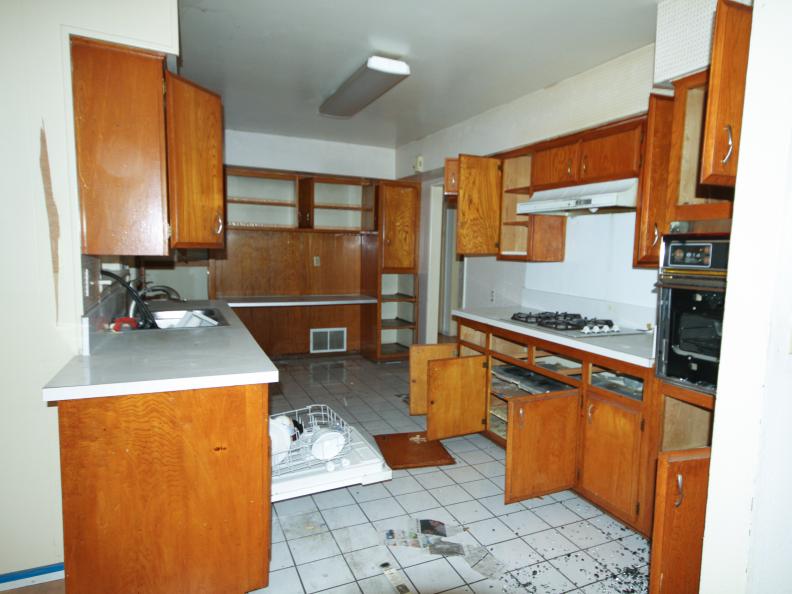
0,563,64,591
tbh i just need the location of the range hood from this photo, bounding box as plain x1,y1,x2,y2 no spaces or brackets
516,178,638,215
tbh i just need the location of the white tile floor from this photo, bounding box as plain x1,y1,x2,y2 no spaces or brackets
254,355,650,594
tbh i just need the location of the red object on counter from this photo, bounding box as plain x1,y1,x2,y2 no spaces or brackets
112,317,139,332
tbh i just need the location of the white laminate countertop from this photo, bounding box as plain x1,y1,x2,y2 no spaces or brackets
452,307,655,368
227,294,378,307
43,301,279,402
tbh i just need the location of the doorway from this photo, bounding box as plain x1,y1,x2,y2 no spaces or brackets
439,200,463,338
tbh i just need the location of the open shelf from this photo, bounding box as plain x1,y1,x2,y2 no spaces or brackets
381,293,416,302
503,185,532,195
380,343,410,356
227,197,296,207
314,203,374,212
381,318,415,330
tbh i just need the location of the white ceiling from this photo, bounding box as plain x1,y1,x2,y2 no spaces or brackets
178,0,658,148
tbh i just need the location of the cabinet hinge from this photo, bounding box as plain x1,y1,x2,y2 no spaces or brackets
482,361,488,369
482,418,487,426
640,419,645,432
494,241,500,248
163,78,167,96
636,501,641,515
166,223,172,239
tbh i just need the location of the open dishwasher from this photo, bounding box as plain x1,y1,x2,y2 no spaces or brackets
269,404,392,502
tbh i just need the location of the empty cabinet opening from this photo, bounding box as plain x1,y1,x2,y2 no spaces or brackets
310,327,348,354
662,396,714,451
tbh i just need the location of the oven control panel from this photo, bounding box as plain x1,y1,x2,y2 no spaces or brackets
662,237,729,271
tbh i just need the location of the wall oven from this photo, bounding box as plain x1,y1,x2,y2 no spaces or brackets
655,234,729,395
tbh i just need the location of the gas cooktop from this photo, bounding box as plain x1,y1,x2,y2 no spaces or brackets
505,311,647,339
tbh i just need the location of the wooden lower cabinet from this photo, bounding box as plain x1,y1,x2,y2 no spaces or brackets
426,354,488,440
578,391,643,524
504,390,579,503
58,384,270,594
649,448,711,594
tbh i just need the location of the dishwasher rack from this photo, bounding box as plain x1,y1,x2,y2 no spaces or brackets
271,404,353,477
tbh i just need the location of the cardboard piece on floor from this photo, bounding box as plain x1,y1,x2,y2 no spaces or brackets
373,431,455,470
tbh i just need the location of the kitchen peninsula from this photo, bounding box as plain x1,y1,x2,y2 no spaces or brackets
43,302,278,594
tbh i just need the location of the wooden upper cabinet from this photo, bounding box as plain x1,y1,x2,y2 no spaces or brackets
667,71,734,223
579,392,643,523
457,155,501,255
426,354,488,441
649,448,711,594
380,182,419,271
72,37,168,256
634,95,675,268
166,72,225,249
444,158,459,195
579,124,643,184
700,0,753,187
531,143,580,189
504,390,579,504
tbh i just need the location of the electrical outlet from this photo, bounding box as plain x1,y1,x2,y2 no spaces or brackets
313,256,321,267
413,155,424,172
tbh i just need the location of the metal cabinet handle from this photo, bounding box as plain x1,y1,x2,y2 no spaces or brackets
721,125,734,165
675,473,684,508
652,223,659,247
518,407,525,427
567,159,573,177
582,156,588,175
214,212,224,235
587,403,594,424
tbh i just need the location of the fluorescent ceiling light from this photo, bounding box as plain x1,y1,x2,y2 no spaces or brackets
320,56,410,117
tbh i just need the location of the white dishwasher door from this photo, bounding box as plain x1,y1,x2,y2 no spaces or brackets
271,425,392,502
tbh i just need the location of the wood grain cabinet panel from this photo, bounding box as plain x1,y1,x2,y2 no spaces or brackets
380,182,419,271
409,343,459,415
649,448,711,594
530,143,580,189
444,158,459,195
634,95,675,268
166,72,225,248
71,37,168,255
579,392,643,523
58,385,269,594
700,0,753,187
504,390,579,503
457,155,501,255
579,124,642,184
426,355,488,441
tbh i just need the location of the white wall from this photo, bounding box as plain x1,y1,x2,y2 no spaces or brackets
226,129,396,179
699,1,792,591
0,0,178,574
395,44,655,178
416,182,444,343
415,46,657,326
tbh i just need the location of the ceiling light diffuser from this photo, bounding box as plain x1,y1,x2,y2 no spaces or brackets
319,56,410,117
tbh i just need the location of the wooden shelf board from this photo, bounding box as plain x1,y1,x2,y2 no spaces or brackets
381,293,417,302
381,318,415,330
313,203,372,212
502,221,533,226
227,197,296,207
227,222,297,231
379,343,410,357
503,186,532,195
226,225,367,235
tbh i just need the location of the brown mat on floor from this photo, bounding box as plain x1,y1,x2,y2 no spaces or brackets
374,432,456,470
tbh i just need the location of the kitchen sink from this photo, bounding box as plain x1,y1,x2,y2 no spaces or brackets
151,308,229,329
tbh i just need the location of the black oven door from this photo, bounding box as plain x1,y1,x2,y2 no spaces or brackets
656,279,726,394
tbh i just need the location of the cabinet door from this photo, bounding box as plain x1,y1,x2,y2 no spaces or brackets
505,390,579,503
426,355,488,441
579,392,642,522
667,71,734,223
700,0,753,187
649,448,711,594
381,183,419,271
409,343,459,415
72,37,168,256
634,95,675,268
531,143,580,190
579,125,643,184
457,155,501,255
444,158,459,195
166,72,225,248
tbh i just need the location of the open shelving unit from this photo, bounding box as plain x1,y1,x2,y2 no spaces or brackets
226,167,299,229
379,273,417,358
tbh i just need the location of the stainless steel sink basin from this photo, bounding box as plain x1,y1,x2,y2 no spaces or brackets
151,308,229,329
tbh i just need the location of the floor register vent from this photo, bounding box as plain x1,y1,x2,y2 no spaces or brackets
310,327,347,354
